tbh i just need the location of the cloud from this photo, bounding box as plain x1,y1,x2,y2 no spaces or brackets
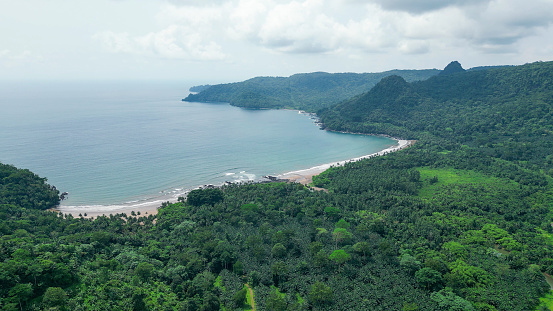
94,0,553,62
256,0,347,53
398,41,431,54
94,25,227,61
450,0,553,50
366,0,490,14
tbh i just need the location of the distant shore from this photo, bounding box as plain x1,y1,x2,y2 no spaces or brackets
54,138,414,219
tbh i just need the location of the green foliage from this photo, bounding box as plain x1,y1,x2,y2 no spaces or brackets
415,267,443,290
329,249,351,265
184,70,439,111
0,163,59,209
446,260,492,289
187,188,224,206
335,218,350,229
8,283,33,309
332,228,352,246
134,262,155,280
309,281,333,306
232,286,248,308
271,243,287,258
266,287,287,311
42,287,68,309
430,288,475,311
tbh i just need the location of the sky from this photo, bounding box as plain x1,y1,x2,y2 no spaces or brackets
1,0,553,83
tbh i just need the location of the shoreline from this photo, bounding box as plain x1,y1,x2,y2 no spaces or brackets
53,138,414,219
279,138,415,185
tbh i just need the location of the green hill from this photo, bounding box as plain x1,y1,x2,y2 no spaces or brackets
320,61,553,174
183,69,440,111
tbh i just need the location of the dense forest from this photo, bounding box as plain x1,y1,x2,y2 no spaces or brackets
2,61,553,310
183,70,440,111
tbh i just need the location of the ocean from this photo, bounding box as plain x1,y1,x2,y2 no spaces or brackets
0,80,396,210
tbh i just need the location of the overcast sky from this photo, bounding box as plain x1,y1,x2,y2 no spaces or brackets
1,0,552,83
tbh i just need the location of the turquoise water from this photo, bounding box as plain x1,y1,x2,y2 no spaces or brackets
0,81,396,207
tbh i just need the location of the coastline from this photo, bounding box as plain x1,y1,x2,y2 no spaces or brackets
279,138,415,185
53,138,414,219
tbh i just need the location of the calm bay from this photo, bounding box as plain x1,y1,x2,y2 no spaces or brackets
0,81,396,211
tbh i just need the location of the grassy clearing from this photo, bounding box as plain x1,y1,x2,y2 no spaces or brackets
416,167,516,199
537,291,553,310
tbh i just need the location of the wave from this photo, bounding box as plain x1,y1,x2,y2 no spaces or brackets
277,139,410,179
56,140,411,217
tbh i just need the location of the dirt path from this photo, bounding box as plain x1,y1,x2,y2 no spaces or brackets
245,283,256,311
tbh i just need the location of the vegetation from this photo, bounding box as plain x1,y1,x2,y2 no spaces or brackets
0,163,59,210
183,70,440,111
2,60,553,310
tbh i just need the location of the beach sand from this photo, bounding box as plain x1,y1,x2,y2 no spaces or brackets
279,139,414,185
54,139,414,218
53,199,167,219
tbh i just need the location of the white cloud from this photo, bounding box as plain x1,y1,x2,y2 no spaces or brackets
94,27,227,61
137,25,227,60
93,0,553,65
256,0,346,53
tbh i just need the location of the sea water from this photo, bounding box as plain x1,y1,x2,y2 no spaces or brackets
0,80,396,208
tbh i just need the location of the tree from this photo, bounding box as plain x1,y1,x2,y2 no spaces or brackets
332,228,352,248
271,261,288,286
430,288,475,311
8,283,33,311
446,259,491,288
187,188,224,206
134,262,155,281
132,293,147,311
266,287,287,311
324,206,340,220
353,241,370,260
399,253,421,274
233,260,244,275
313,249,329,268
329,249,351,266
335,218,350,229
248,271,261,286
309,281,333,306
271,243,287,258
42,287,68,309
201,292,220,311
415,267,443,290
309,241,324,256
232,287,248,308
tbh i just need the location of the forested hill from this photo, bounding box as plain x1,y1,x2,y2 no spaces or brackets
320,60,553,173
0,163,59,210
182,69,439,111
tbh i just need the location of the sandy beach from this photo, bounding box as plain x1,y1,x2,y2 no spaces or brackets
53,198,168,219
54,138,414,219
279,139,415,185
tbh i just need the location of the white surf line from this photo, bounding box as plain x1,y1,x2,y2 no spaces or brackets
277,139,414,181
